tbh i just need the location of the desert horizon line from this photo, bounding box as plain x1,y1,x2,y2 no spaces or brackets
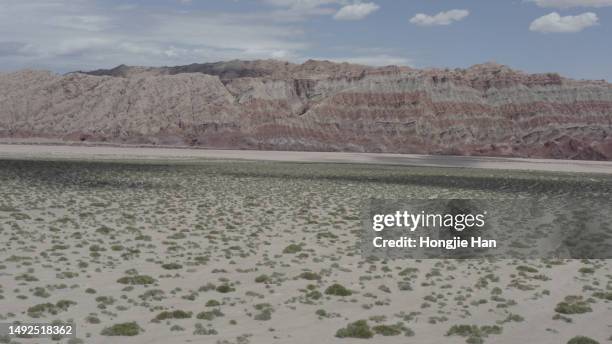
1,58,609,82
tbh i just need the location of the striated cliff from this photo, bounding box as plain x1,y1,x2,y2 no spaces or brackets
1,59,611,160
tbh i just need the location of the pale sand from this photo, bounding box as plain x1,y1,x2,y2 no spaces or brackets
0,143,611,174
0,152,610,344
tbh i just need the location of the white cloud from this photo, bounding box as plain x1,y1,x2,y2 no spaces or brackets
263,0,381,21
0,1,310,71
263,0,340,9
262,0,341,17
529,12,598,32
326,54,412,66
409,9,469,26
48,15,111,32
115,4,138,11
530,0,612,8
333,2,379,20
0,0,401,72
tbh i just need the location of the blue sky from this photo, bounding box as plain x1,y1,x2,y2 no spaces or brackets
0,0,611,80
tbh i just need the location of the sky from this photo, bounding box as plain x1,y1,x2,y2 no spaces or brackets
0,0,611,80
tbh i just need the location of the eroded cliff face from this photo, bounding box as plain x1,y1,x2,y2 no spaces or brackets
1,60,611,160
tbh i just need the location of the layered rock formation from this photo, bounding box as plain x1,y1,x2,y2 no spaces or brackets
1,59,611,160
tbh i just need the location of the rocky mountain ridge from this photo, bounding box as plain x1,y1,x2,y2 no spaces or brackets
1,59,611,160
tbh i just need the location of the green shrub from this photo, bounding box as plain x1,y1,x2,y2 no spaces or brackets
593,292,612,301
446,324,502,342
447,325,481,337
254,308,272,321
254,274,270,283
154,310,192,321
315,309,328,317
27,300,76,318
215,285,235,293
196,309,224,321
481,325,502,336
578,267,595,274
117,275,156,285
205,299,221,307
335,320,373,339
372,324,403,336
325,283,352,296
95,296,115,308
555,296,592,314
316,231,338,239
32,287,50,298
299,272,321,280
397,281,412,291
161,263,183,270
567,336,600,344
283,244,302,254
101,322,142,336
306,290,322,300
27,303,57,318
139,289,165,301
193,323,218,335
398,267,418,276
516,265,538,273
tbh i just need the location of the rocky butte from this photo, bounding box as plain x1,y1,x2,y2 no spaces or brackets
0,59,611,160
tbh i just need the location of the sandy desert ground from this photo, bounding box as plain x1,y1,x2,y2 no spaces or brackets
0,146,611,344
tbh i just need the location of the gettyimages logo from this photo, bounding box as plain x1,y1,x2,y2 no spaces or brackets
372,209,487,232
361,198,612,259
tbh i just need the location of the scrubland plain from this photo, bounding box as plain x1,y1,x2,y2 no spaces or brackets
0,157,611,344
